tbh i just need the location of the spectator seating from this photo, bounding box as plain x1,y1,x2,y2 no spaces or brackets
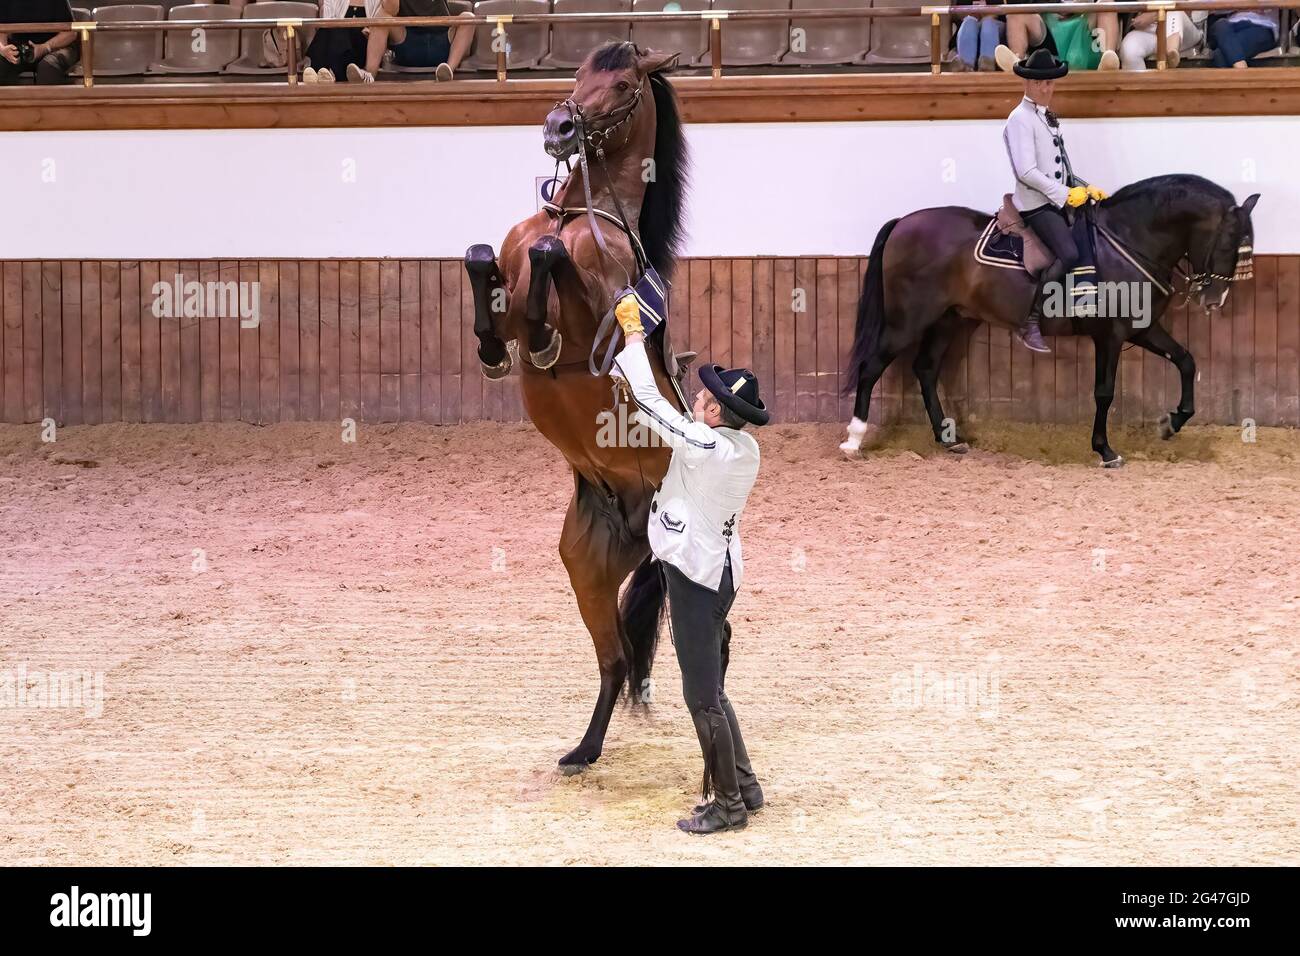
153,4,242,73
71,5,164,77
463,0,550,71
541,0,632,69
783,0,871,65
630,0,709,67
719,0,791,66
862,0,949,65
225,1,317,75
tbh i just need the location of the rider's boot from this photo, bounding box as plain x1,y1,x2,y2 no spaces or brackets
1017,259,1061,354
678,709,748,835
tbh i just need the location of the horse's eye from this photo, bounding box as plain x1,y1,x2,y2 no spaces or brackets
617,82,630,92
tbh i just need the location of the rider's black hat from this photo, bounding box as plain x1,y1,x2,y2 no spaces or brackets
1014,48,1069,81
699,365,769,427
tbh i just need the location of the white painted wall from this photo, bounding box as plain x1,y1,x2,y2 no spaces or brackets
1,114,1291,258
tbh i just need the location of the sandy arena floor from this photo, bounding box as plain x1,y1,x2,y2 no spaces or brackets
1,419,1298,866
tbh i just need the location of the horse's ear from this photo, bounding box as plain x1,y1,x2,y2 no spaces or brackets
1240,193,1260,216
639,49,680,75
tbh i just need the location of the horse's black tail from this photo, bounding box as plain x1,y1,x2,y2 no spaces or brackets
843,217,899,395
620,554,664,703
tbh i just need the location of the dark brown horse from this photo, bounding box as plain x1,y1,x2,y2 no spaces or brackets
464,42,688,773
840,176,1258,466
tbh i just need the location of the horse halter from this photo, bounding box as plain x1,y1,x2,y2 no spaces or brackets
1186,213,1254,295
554,84,644,154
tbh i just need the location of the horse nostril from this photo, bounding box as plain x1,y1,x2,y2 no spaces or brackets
558,120,574,137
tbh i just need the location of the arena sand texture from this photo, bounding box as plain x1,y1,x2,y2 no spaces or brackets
1,421,1297,865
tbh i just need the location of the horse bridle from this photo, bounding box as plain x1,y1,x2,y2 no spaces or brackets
555,85,644,154
1185,213,1254,296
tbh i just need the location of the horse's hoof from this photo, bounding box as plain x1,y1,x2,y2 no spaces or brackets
1100,455,1125,469
480,351,512,381
557,761,588,777
838,440,863,458
1156,413,1176,440
944,441,970,455
530,328,562,370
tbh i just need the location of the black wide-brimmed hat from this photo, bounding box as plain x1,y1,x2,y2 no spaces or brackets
1014,48,1068,81
699,365,769,427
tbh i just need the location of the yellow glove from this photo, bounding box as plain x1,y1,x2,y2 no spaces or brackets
1086,184,1108,202
615,295,643,336
1066,186,1088,208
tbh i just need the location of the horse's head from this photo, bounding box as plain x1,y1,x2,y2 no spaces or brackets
1191,192,1259,312
544,42,679,161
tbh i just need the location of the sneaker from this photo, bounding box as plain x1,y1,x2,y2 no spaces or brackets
1098,49,1120,71
302,66,318,84
1167,48,1181,70
994,44,1019,73
435,62,454,82
978,55,997,73
347,63,375,84
317,67,335,84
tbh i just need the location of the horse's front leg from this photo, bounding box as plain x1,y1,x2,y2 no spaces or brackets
524,235,567,370
464,244,513,379
1132,324,1197,439
1091,330,1125,467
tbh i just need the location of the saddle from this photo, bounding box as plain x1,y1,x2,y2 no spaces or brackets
974,195,1055,277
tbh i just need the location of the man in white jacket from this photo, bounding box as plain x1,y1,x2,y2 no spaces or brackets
611,296,768,835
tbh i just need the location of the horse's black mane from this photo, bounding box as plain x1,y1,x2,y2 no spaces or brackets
1102,174,1237,215
590,41,689,280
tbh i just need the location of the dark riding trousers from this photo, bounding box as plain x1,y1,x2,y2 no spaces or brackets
664,558,736,716
1022,204,1091,275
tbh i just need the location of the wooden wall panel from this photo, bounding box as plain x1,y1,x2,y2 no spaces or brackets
2,257,1298,432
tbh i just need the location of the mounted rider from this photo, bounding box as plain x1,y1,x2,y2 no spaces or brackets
1003,48,1107,353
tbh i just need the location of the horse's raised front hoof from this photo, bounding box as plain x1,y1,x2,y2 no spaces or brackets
557,745,599,775
1157,413,1177,440
480,351,513,381
530,327,562,370
944,441,970,455
1100,454,1125,469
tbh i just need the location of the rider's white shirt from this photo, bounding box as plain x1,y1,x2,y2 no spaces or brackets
1004,96,1072,211
613,340,760,593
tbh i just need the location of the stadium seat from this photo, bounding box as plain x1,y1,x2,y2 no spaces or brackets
540,0,632,69
382,0,472,74
783,0,870,65
464,0,550,71
718,0,791,67
861,0,947,65
153,5,242,74
71,5,164,77
630,0,709,67
225,1,317,75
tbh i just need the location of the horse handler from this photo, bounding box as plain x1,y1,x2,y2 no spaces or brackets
611,296,769,834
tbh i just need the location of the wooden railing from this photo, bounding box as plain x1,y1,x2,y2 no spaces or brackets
2,1,1294,88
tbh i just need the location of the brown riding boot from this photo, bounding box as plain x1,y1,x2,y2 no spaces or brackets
678,709,748,835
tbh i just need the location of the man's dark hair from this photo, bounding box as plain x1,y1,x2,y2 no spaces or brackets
716,404,746,430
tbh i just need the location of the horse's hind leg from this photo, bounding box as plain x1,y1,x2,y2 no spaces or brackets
556,477,647,773
913,315,968,452
840,346,897,455
524,235,566,370
1132,324,1196,438
464,244,512,379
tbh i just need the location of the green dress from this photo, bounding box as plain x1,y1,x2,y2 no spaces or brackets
1045,13,1102,71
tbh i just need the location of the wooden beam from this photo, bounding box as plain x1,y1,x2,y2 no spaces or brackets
5,69,1300,132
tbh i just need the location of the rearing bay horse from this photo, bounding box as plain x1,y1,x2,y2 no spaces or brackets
464,42,688,773
840,176,1258,466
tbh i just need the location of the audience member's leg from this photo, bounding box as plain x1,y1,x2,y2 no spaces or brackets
1211,20,1273,68
446,12,475,72
1091,11,1120,69
1176,12,1203,53
956,16,979,69
35,47,79,86
980,16,1005,68
1121,27,1157,71
997,14,1045,71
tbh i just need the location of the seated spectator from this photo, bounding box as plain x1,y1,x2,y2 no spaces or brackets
996,1,1120,72
952,0,1005,72
304,0,383,83
0,0,80,86
1121,10,1206,70
346,0,474,83
1208,8,1280,68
